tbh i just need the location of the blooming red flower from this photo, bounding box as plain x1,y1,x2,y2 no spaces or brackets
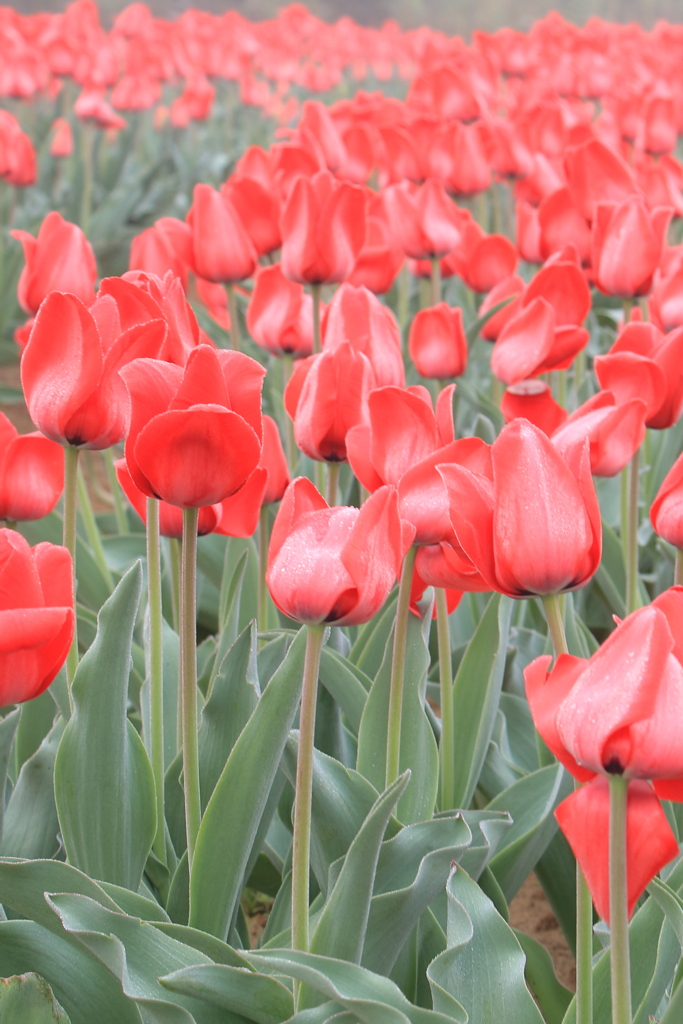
246,264,314,358
49,117,73,158
322,283,404,387
383,179,462,260
408,303,467,380
187,183,257,284
12,212,97,314
651,451,683,549
500,380,567,436
551,391,647,477
0,413,63,521
591,196,672,298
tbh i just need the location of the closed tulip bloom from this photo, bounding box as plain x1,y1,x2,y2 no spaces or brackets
537,187,591,265
129,217,192,289
0,529,74,705
592,196,672,298
222,175,281,258
501,380,568,436
594,319,683,429
266,477,410,626
285,342,374,463
21,291,167,450
651,452,683,548
438,418,601,597
525,593,683,920
515,200,544,264
280,170,366,285
409,303,467,379
551,391,648,477
187,183,257,284
479,275,524,341
492,298,588,385
49,117,73,158
322,283,404,387
347,196,405,295
298,100,346,173
447,219,519,294
649,264,683,333
0,413,63,521
246,264,314,358
12,212,97,314
120,344,265,508
565,138,637,223
383,179,462,260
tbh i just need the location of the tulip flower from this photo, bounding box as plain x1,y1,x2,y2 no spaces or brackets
565,138,637,223
119,344,265,508
187,183,257,284
260,415,290,506
0,529,74,706
592,196,672,298
322,283,404,387
525,593,683,923
446,218,518,294
346,193,405,295
478,275,524,341
12,212,97,314
0,413,63,522
551,391,648,477
129,218,192,289
383,179,462,260
651,451,683,576
438,418,601,597
21,290,167,450
280,170,366,285
298,100,346,173
408,303,468,379
50,117,74,158
537,187,591,265
515,200,544,264
500,380,567,436
284,342,374,463
246,265,314,358
221,175,281,258
0,111,36,187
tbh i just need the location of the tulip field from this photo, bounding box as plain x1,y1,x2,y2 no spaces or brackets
6,1,683,1022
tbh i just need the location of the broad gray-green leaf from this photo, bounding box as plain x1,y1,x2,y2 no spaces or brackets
0,972,71,1022
190,627,307,940
161,964,293,1024
318,649,370,733
198,622,259,810
357,611,438,824
308,773,410,976
513,929,572,1024
0,920,141,1024
348,593,398,677
246,950,460,1024
487,763,570,901
457,810,513,879
427,867,543,1024
0,710,19,841
0,717,64,859
54,563,156,890
14,689,56,773
218,547,248,639
449,594,513,809
141,619,179,773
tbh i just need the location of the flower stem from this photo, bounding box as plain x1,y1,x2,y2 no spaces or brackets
103,447,128,533
386,545,417,788
169,537,181,633
431,257,441,306
76,465,114,591
436,587,455,811
312,284,322,355
63,446,80,703
609,775,632,1024
291,623,325,964
542,593,568,657
181,507,201,871
282,355,296,472
626,448,641,614
398,263,409,340
676,549,683,587
227,283,241,351
326,462,339,507
147,498,166,866
80,121,94,234
258,505,270,633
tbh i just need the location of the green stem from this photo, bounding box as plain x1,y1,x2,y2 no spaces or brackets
626,448,641,614
80,121,94,235
398,263,409,339
436,588,455,811
258,505,270,633
430,257,441,306
575,347,586,401
282,355,296,472
147,498,166,865
181,507,201,872
291,624,325,962
169,537,181,634
312,284,322,355
76,465,114,591
542,593,569,658
103,448,128,533
609,775,632,1024
676,549,683,587
326,462,340,507
63,446,80,702
557,369,567,409
475,189,488,230
227,283,241,351
386,545,417,788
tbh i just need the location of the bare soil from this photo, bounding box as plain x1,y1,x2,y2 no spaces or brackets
510,874,576,990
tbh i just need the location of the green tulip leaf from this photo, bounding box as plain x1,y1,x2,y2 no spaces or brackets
0,717,64,859
0,709,19,841
512,928,572,1024
348,592,398,677
318,647,370,734
54,562,157,890
160,964,293,1024
14,689,57,774
0,972,71,1023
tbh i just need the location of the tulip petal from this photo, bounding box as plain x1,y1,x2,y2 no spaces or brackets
368,386,440,485
0,433,64,521
491,297,556,385
438,462,498,591
215,468,268,538
339,486,405,625
524,653,596,782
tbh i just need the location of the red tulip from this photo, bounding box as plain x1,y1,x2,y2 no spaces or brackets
120,344,265,508
187,183,257,284
346,192,405,295
280,170,366,285
0,111,36,187
515,200,543,264
591,197,672,298
438,418,601,597
478,275,524,341
649,264,683,333
0,529,74,705
551,391,647,477
129,218,192,289
246,264,314,359
492,298,588,385
500,380,568,437
221,175,281,258
408,304,467,380
447,218,518,294
429,121,491,197
49,117,73,158
322,283,404,387
651,452,683,549
266,478,410,626
565,138,637,223
284,342,373,463
537,187,591,265
594,319,683,430
12,212,97,314
260,415,290,505
383,179,462,260
0,413,63,521
21,290,167,450
525,594,683,920
298,100,346,173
